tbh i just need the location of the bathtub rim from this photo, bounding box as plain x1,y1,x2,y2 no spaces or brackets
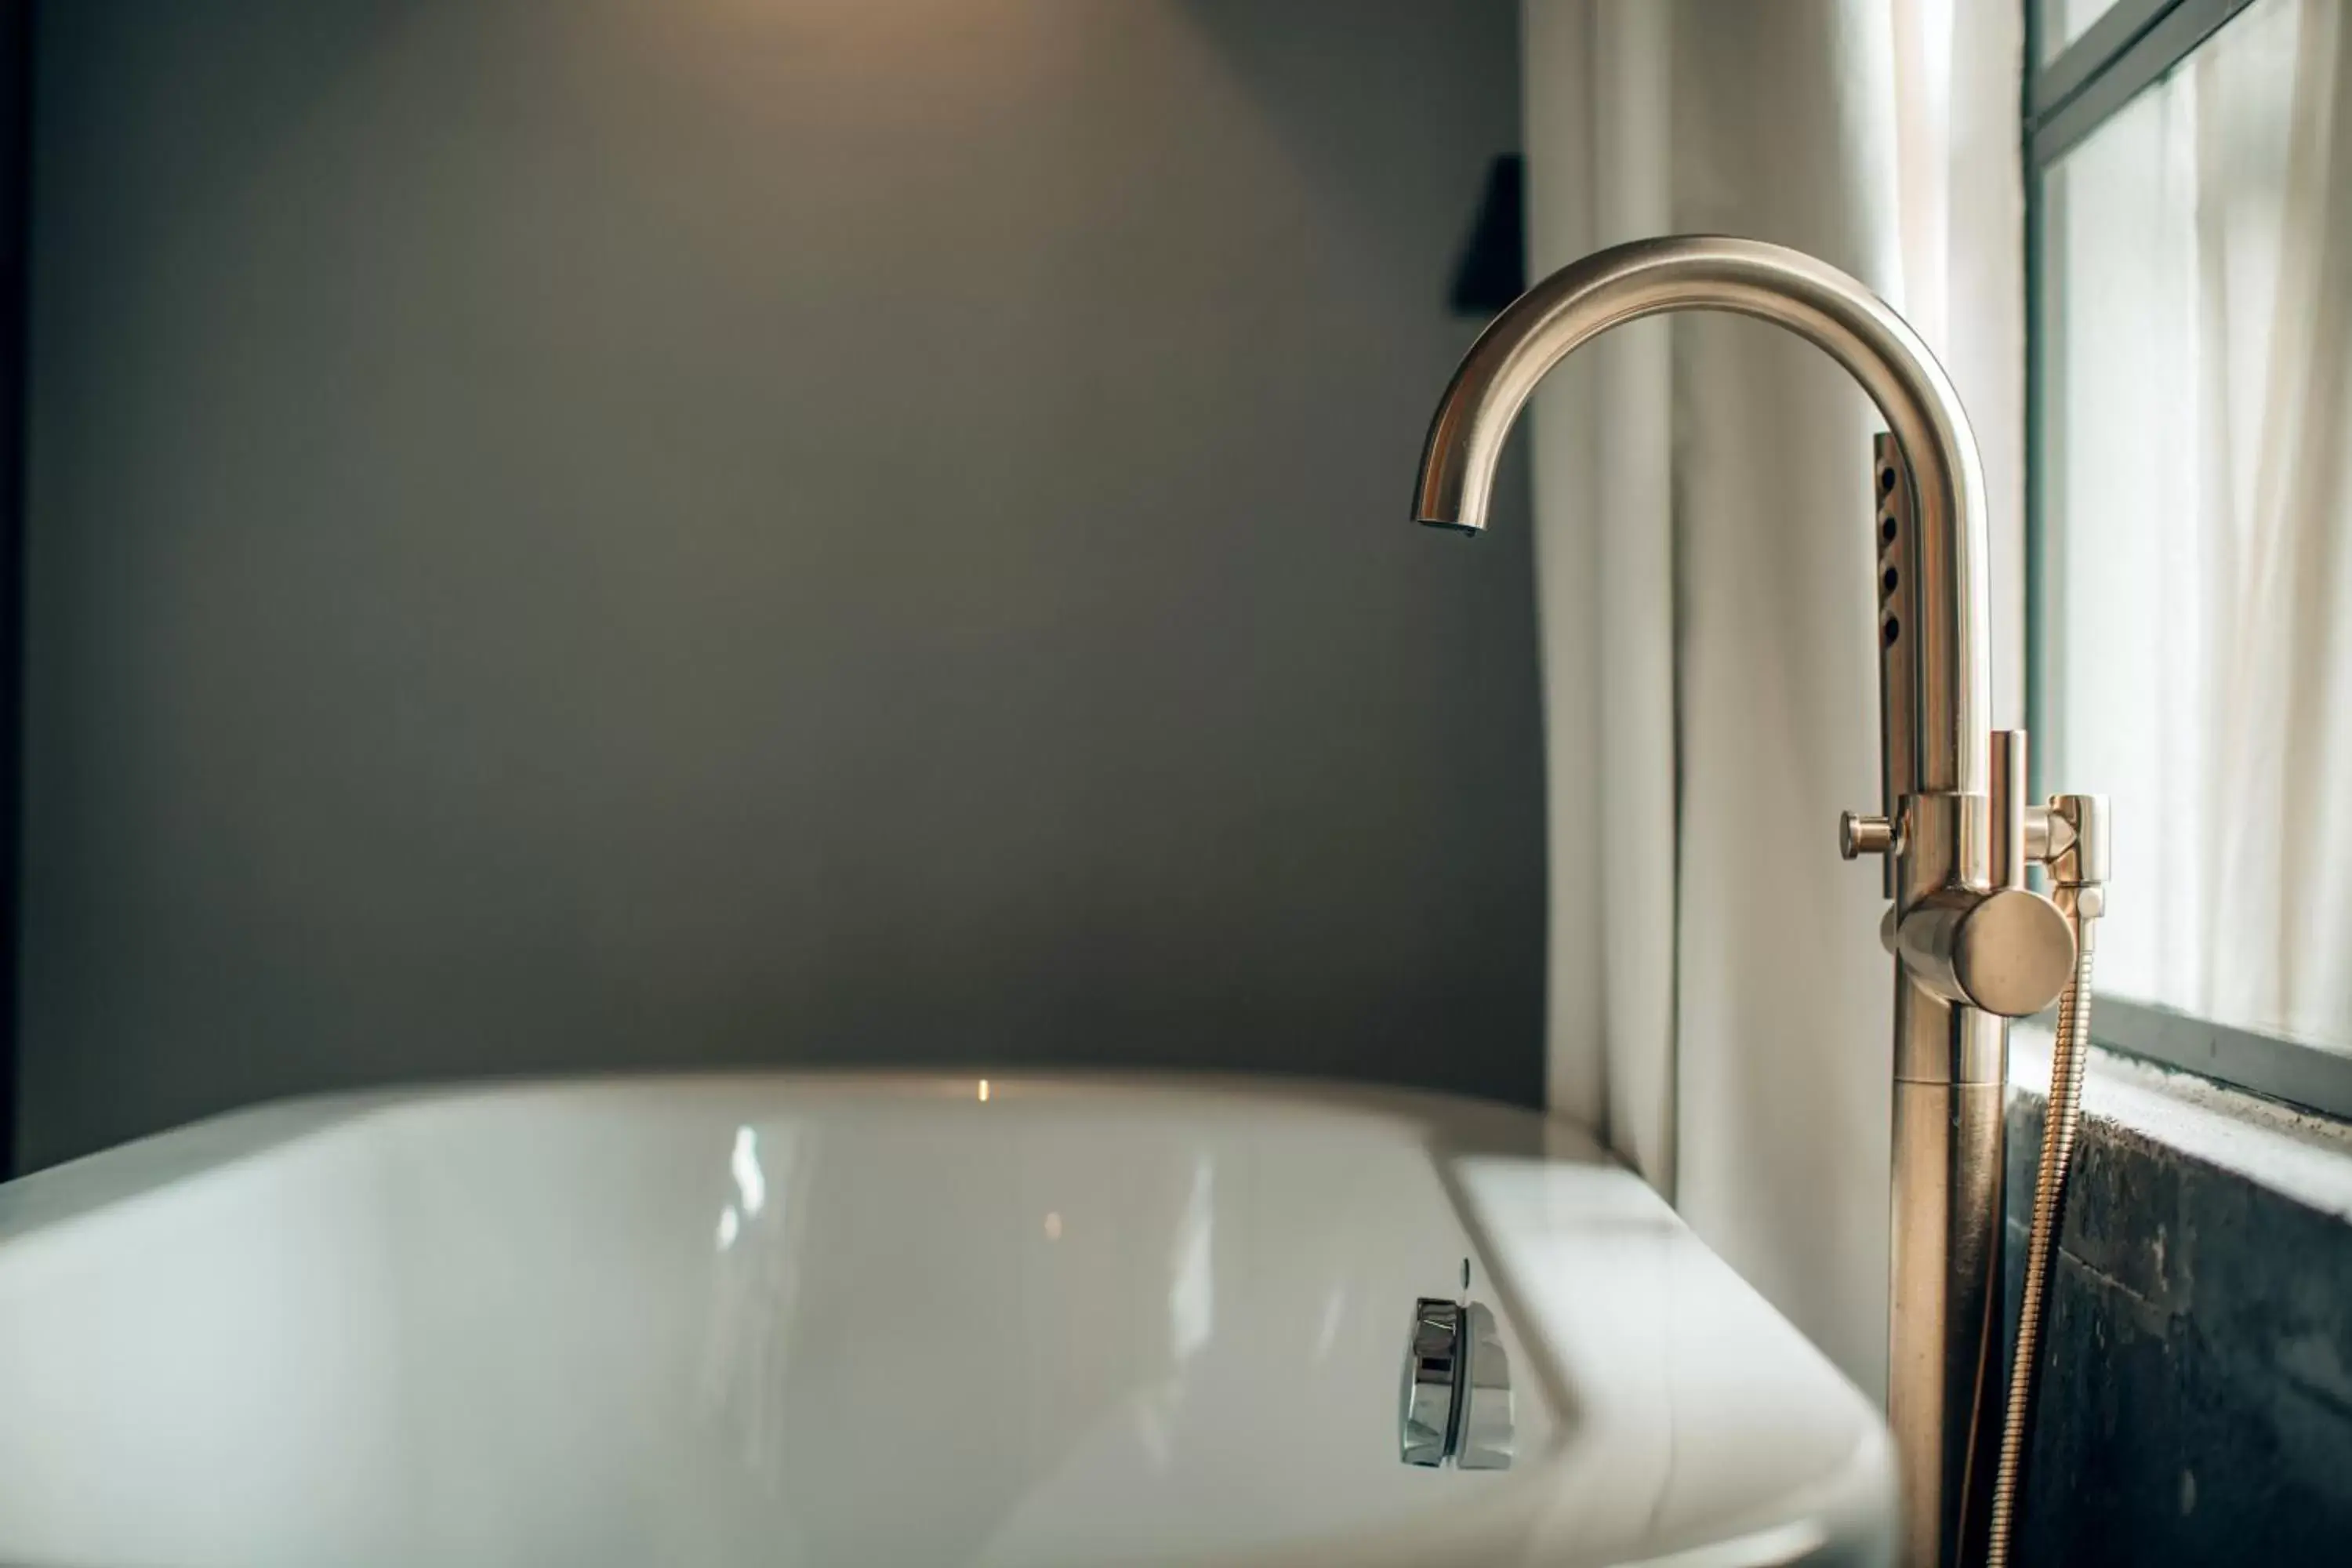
0,1069,1897,1568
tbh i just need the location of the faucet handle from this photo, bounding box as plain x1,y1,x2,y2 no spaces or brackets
1991,730,2027,889
1896,885,2078,1018
1839,810,1897,860
1886,733,2077,1016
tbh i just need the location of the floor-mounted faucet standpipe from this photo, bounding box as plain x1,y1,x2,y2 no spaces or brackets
1412,237,2101,1568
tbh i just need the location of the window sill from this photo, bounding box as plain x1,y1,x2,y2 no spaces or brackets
2010,1020,2352,1224
1999,1021,2352,1562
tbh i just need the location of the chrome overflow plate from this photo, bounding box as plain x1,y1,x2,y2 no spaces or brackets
1399,1293,1512,1470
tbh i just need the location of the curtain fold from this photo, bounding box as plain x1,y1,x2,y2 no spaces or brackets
2201,0,2351,1042
1521,0,2023,1399
1521,0,1679,1192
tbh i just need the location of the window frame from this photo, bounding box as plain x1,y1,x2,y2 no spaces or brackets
2022,0,2352,1122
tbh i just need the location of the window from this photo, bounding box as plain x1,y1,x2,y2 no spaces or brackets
2029,0,2352,1113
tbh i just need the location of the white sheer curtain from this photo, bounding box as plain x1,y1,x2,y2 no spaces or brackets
1520,0,2024,1397
2045,0,2352,1050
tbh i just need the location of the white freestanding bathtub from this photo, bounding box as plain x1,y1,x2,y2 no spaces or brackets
0,1076,1893,1566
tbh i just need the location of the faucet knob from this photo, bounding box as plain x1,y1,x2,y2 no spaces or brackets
1895,885,2078,1018
1839,811,1896,859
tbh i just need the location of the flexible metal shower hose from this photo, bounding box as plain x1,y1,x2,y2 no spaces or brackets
1984,922,2097,1567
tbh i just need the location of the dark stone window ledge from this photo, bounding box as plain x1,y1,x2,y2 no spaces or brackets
2001,1023,2352,1564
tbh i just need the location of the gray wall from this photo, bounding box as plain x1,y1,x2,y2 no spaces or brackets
17,0,1540,1168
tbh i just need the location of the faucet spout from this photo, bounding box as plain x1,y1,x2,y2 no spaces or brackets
1412,234,1987,796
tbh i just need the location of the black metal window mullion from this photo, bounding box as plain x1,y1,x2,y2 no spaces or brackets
2028,0,2266,166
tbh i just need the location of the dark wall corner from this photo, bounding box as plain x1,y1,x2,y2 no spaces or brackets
0,0,32,1179
1449,154,1524,314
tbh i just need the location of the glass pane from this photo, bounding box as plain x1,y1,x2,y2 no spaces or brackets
2036,0,2124,63
2037,0,2352,1051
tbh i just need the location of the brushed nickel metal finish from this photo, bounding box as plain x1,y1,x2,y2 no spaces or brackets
1989,731,2027,891
1892,1079,2008,1568
1411,235,2100,1567
1895,887,2075,1018
1414,235,1988,797
1842,811,1897,859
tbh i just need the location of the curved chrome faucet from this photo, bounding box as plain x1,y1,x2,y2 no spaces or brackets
1414,235,2084,1568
